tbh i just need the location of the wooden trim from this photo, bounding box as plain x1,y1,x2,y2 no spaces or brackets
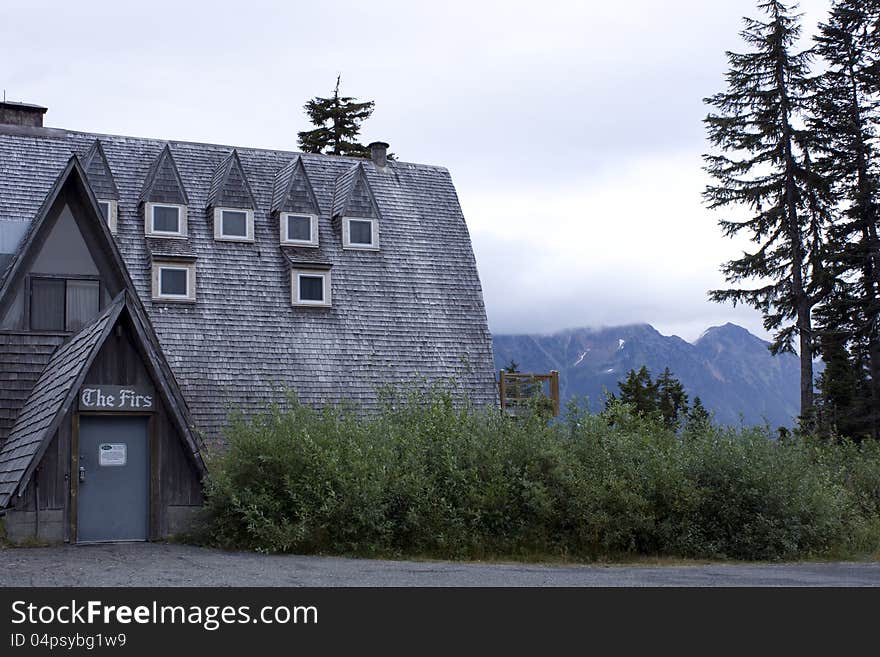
550,370,560,417
150,413,160,541
152,261,196,303
498,370,507,412
97,199,118,234
280,212,319,247
214,207,255,243
342,216,380,251
77,411,154,417
291,268,332,307
68,413,80,544
144,202,188,239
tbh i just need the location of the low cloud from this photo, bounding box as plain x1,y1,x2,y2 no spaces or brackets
465,152,770,342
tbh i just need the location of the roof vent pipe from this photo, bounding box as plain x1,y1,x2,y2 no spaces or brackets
368,141,389,168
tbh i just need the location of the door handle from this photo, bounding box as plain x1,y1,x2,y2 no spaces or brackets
79,466,86,483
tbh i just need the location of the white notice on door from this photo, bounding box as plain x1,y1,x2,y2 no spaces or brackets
98,443,127,467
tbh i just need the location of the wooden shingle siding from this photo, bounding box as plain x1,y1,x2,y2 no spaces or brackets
0,128,497,449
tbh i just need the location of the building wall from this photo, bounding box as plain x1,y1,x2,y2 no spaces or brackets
0,130,499,451
5,317,203,543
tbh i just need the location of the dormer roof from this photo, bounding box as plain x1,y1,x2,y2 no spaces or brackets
81,139,119,200
140,144,188,205
332,163,379,218
271,156,319,215
207,149,255,210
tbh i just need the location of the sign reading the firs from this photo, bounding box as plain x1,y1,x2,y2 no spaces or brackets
79,385,154,411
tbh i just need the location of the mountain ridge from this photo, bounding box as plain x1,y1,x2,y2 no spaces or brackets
492,322,809,427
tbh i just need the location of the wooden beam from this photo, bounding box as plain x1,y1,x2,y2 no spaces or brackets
68,414,79,544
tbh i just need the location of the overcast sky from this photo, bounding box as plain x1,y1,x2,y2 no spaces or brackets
2,0,832,341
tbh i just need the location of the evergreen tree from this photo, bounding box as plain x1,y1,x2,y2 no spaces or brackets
810,0,880,438
704,0,830,421
613,366,659,417
814,300,873,439
656,367,690,430
297,76,376,158
610,366,692,430
687,396,712,428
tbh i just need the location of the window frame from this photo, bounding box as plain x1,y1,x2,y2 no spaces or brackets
27,274,102,333
280,212,319,247
97,199,118,234
290,268,332,307
145,202,188,239
152,260,197,303
342,216,379,250
214,207,255,243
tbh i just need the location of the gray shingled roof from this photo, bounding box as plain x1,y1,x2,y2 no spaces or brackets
271,157,319,215
0,125,497,447
0,333,65,444
332,163,379,219
207,149,255,210
82,139,119,200
0,299,122,507
140,144,189,204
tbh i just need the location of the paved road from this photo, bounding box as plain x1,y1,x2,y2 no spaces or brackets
1,543,878,586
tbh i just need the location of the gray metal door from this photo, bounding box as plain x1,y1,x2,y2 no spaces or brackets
77,415,149,542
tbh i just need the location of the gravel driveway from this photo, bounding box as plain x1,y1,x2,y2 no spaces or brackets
1,543,878,586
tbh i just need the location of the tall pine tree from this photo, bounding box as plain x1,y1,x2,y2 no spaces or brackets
297,76,376,158
704,0,829,421
810,0,880,439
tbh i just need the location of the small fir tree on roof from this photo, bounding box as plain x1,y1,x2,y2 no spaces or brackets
297,76,375,158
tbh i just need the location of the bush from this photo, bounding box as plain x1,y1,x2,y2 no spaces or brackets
200,391,880,561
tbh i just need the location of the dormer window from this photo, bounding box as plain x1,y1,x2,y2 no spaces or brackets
145,202,187,238
214,207,254,242
281,213,318,247
97,200,118,234
342,217,379,250
152,259,196,302
290,267,331,307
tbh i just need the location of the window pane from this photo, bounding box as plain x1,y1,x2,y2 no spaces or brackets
30,278,65,331
98,201,110,223
222,210,248,237
299,275,324,302
160,268,188,296
66,280,100,331
288,215,312,241
153,206,180,233
349,219,372,245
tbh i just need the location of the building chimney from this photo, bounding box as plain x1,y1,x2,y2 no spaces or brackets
0,101,48,127
369,141,389,168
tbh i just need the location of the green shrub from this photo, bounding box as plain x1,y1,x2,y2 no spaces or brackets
200,390,880,561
